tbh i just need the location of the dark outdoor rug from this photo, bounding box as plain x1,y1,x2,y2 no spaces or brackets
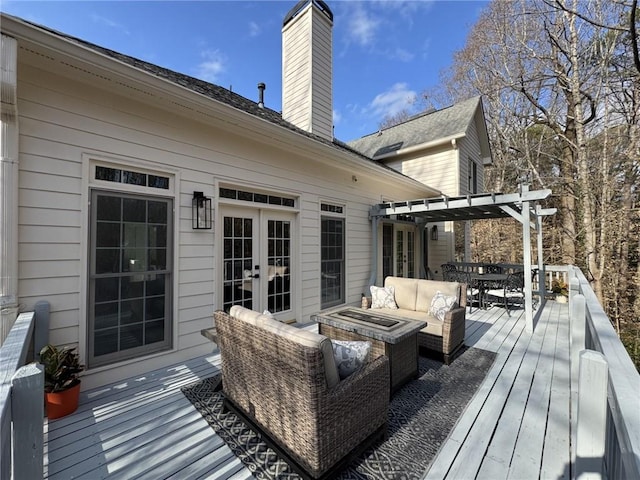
181,346,496,480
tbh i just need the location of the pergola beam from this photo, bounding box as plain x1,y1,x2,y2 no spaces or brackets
368,185,556,333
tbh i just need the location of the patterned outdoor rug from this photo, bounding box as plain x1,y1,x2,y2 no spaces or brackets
181,346,496,480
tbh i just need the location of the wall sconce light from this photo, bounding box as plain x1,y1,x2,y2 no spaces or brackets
192,191,212,229
430,225,438,241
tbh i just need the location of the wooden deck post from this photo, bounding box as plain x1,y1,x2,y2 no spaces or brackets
11,363,44,480
575,351,608,480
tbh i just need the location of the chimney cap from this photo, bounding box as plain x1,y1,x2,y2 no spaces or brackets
283,0,333,27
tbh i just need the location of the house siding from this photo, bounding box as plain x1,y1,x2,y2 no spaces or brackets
15,61,425,388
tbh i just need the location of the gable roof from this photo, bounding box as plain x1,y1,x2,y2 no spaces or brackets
2,13,440,191
347,97,491,161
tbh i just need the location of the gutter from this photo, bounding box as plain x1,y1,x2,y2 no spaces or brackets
372,133,467,161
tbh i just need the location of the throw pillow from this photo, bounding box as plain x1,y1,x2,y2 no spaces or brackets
331,340,371,379
429,291,457,321
370,285,398,309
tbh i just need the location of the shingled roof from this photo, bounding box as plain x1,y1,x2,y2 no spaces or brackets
6,14,379,160
4,13,488,179
347,96,485,159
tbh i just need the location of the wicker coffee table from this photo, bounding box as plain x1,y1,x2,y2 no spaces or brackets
312,306,426,395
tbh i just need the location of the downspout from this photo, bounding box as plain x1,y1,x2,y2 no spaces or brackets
1,34,19,342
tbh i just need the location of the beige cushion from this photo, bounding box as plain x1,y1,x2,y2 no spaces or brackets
384,277,418,310
416,280,460,312
229,306,340,389
421,316,443,337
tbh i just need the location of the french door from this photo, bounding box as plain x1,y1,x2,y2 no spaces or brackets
383,224,416,278
221,207,293,317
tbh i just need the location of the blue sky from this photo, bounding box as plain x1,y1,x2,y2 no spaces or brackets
1,0,488,141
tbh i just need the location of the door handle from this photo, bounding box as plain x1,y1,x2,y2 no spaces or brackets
251,274,260,279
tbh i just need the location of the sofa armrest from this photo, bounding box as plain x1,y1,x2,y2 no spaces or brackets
316,355,390,462
442,306,466,351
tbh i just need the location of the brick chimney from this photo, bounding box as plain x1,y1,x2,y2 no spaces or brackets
282,0,333,141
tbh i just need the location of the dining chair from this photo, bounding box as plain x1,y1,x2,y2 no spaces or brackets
483,263,503,274
441,263,458,281
485,271,525,315
447,269,480,313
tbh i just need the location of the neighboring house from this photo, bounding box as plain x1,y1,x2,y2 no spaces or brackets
0,1,491,389
348,97,492,278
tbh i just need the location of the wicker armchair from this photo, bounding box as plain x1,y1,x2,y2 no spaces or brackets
214,307,390,479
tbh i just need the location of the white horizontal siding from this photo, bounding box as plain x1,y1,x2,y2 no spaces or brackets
16,57,426,389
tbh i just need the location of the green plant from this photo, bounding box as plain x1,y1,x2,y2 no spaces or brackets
551,278,569,296
40,344,84,393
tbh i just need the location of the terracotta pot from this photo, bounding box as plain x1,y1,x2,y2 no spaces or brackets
45,382,81,419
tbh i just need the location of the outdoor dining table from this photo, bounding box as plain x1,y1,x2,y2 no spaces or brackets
469,272,509,309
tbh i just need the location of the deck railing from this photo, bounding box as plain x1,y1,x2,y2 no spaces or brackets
555,265,640,479
0,307,47,479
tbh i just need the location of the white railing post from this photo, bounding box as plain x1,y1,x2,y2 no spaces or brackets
571,294,586,374
11,363,44,480
575,351,608,480
569,273,580,319
570,293,586,472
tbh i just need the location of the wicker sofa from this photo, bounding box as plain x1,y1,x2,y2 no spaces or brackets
214,305,390,479
380,276,467,364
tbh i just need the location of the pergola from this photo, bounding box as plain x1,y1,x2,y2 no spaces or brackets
368,184,556,332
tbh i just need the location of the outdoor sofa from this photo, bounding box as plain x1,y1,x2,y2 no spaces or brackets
214,305,390,479
375,276,467,364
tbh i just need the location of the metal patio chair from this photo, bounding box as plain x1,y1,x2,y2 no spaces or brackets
485,271,525,315
446,269,480,313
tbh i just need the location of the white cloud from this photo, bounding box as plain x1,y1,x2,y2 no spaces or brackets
195,49,227,82
90,13,130,35
369,83,417,118
333,109,342,125
249,21,261,37
393,47,414,62
348,6,380,46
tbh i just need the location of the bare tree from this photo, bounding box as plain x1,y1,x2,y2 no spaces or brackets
426,0,639,365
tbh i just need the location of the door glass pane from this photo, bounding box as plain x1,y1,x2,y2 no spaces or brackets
223,215,254,312
321,217,344,308
267,220,291,313
408,231,415,278
396,230,404,277
382,224,393,279
90,191,172,368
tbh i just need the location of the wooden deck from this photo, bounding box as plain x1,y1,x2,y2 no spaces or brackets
44,300,571,479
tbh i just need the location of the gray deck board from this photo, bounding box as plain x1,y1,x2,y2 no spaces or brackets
425,299,571,480
44,300,571,480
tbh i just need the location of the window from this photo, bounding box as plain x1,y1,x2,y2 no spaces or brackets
321,203,345,308
468,157,478,194
95,165,170,190
88,190,173,367
382,224,393,279
219,187,295,207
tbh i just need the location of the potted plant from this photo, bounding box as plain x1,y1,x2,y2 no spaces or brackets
551,278,569,303
40,344,84,419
